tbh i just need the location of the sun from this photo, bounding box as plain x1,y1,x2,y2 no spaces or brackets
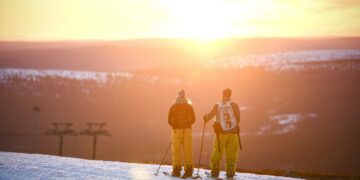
162,0,234,58
164,0,233,41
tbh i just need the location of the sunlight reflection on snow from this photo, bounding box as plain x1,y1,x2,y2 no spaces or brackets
129,165,152,180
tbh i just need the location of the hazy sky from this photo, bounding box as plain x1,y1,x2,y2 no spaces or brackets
0,0,359,40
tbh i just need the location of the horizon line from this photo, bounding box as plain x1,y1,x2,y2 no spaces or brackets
1,36,360,43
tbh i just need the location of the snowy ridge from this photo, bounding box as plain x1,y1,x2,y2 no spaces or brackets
241,113,318,136
1,49,360,84
210,49,360,70
269,113,317,134
0,152,301,180
0,68,133,84
0,68,187,88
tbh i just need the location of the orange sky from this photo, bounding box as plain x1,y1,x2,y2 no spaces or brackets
0,0,359,41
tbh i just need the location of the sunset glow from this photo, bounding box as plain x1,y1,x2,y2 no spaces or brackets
0,0,359,41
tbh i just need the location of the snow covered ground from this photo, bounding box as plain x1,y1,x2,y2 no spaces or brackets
1,50,360,85
0,68,133,85
0,152,301,180
210,49,360,70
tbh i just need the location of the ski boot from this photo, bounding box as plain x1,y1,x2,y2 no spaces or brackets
181,165,193,178
210,164,220,178
226,164,236,179
172,165,181,177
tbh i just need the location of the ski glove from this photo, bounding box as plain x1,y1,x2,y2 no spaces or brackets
203,113,209,123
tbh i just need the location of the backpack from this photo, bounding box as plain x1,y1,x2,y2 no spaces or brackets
217,101,237,131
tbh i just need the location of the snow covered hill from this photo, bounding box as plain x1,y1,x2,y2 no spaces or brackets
1,50,360,85
0,68,133,85
0,152,301,180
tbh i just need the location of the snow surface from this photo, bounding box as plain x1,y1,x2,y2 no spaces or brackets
0,68,187,86
0,152,301,180
1,49,360,84
241,113,318,136
210,49,360,70
0,68,133,85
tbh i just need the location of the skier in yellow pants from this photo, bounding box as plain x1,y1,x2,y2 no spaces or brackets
168,89,195,178
171,129,193,176
204,88,241,178
210,133,239,178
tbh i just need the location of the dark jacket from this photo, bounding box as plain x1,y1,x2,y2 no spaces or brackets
168,103,195,129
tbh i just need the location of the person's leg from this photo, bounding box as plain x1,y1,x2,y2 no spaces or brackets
183,128,193,177
171,129,182,177
225,134,239,178
210,134,226,177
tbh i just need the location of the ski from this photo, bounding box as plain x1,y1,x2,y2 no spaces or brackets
203,171,239,180
161,170,239,180
162,171,172,176
182,175,202,179
189,175,202,179
161,171,202,179
203,171,223,180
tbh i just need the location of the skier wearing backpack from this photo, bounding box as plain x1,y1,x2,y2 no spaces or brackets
168,89,195,178
203,88,241,178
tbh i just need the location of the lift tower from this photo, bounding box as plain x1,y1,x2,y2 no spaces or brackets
46,123,77,156
80,123,111,160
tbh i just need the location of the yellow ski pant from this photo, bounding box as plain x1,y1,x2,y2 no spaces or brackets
171,128,193,167
210,133,239,173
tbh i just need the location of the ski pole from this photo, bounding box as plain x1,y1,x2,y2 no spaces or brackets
155,142,172,176
196,121,206,176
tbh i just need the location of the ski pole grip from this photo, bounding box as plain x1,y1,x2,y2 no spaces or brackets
203,114,208,123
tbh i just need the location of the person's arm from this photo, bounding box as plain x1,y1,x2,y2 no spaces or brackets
232,103,240,123
189,105,195,125
204,104,218,123
168,106,174,127
229,102,241,133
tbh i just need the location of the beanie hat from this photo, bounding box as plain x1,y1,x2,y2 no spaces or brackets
178,89,185,98
175,89,189,104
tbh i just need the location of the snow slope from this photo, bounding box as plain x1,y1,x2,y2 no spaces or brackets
0,152,301,180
